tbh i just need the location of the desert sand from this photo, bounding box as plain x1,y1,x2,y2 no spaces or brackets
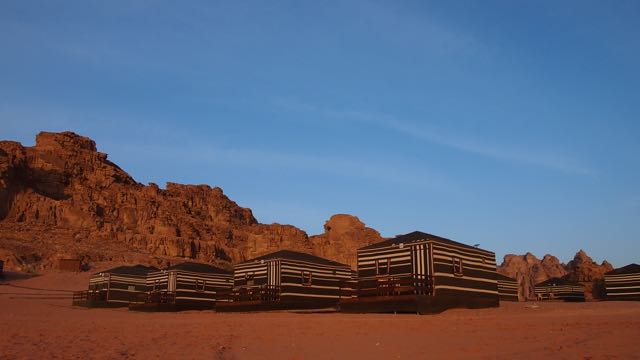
1,271,639,360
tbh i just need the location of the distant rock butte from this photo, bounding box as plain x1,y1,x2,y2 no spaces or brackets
498,250,613,300
565,250,613,299
309,214,383,267
0,131,381,271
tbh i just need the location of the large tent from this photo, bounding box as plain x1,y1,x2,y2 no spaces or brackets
340,231,499,314
72,265,158,307
534,276,585,302
131,262,233,311
496,273,519,302
217,250,353,312
605,263,640,301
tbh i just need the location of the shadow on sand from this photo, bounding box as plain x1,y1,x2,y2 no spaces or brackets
0,271,40,283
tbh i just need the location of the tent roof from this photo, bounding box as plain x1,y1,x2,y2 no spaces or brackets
97,264,159,276
167,262,231,274
359,231,493,254
495,273,518,282
536,276,582,287
606,263,640,275
239,250,349,268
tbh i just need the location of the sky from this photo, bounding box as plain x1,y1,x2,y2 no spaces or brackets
1,1,639,267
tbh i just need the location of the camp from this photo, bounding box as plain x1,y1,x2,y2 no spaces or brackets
216,250,353,312
72,265,158,307
130,262,233,311
534,277,585,302
604,263,640,301
340,231,499,314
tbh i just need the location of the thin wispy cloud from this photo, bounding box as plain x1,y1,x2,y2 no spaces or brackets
0,103,454,192
117,142,456,192
275,99,594,176
384,119,594,176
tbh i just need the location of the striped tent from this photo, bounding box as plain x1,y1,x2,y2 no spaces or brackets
605,263,640,301
347,270,358,298
340,231,499,314
534,277,585,302
496,273,519,302
73,265,158,307
131,262,233,311
217,250,353,312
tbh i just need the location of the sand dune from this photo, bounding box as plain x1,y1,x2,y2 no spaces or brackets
1,271,639,359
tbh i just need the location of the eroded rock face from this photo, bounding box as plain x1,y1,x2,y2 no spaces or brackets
0,132,378,272
498,250,612,300
565,250,613,300
309,214,383,267
566,250,613,282
498,253,568,300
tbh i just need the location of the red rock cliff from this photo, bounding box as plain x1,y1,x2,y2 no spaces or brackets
309,214,383,267
0,132,377,271
498,250,612,300
565,250,613,300
497,253,568,300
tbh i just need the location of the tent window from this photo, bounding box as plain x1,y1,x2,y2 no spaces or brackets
127,285,135,291
452,257,463,276
195,280,206,292
245,272,255,286
301,271,312,286
376,258,390,276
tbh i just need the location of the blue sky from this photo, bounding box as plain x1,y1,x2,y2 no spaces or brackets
1,1,639,267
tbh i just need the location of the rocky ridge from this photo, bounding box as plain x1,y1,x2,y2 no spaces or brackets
0,131,381,271
498,250,613,300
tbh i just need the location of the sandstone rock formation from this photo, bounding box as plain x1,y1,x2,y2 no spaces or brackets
309,214,383,267
0,131,376,271
566,250,613,282
565,250,613,300
497,253,568,300
498,250,612,300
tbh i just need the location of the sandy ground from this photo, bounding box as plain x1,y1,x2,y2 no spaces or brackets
1,271,639,360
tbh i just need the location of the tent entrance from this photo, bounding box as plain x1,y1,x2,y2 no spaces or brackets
167,271,177,293
267,260,281,287
411,243,433,295
411,243,431,278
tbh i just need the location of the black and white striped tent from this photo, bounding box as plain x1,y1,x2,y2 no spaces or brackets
131,262,233,311
605,263,640,301
73,265,158,307
496,273,519,302
216,250,353,312
534,277,585,302
340,231,499,314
